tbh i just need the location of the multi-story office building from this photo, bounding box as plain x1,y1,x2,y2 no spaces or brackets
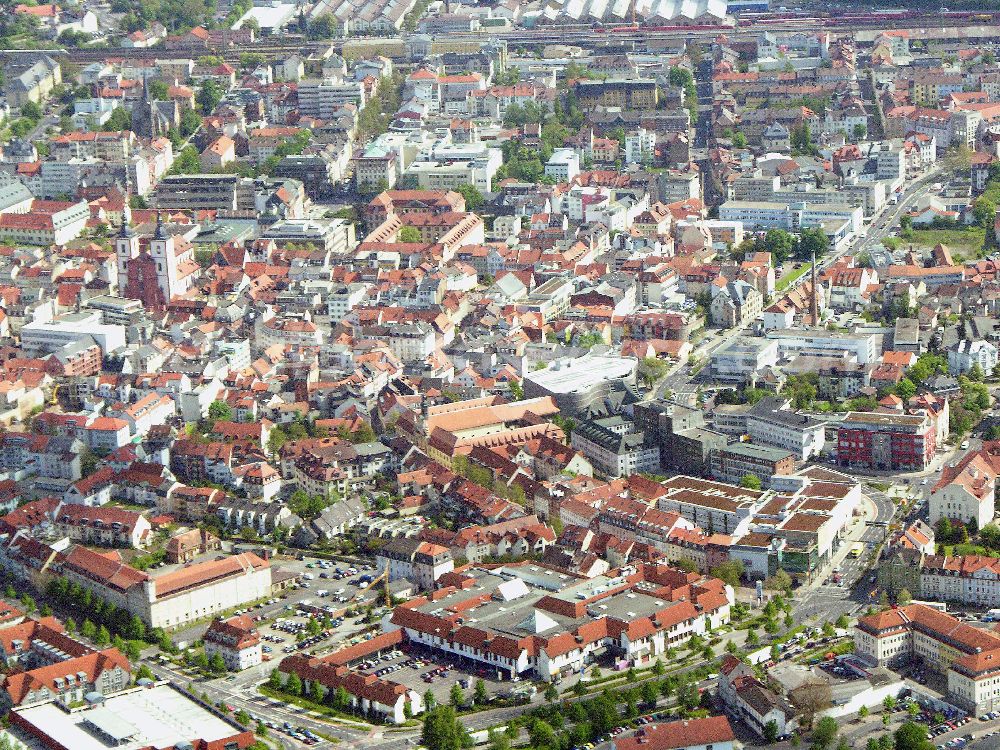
837,411,936,471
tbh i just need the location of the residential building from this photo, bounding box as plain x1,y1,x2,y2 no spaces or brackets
54,546,272,629
612,716,736,750
948,339,999,376
711,340,780,383
0,646,130,710
571,417,661,478
374,538,454,591
711,280,763,329
657,475,765,536
746,397,826,461
710,443,795,488
203,614,262,671
53,505,151,548
545,148,580,183
929,448,998,530
854,604,1000,715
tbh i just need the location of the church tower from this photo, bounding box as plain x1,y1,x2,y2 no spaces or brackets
115,205,138,287
149,210,179,303
121,211,168,311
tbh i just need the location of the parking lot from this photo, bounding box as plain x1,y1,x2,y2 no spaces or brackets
345,642,520,705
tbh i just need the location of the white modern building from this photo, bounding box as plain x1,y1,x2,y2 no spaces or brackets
21,313,126,356
545,148,580,182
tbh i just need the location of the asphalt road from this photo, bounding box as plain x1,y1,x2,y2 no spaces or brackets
792,490,894,623
858,167,945,253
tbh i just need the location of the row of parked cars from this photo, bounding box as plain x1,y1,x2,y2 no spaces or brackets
926,715,971,739
936,734,972,750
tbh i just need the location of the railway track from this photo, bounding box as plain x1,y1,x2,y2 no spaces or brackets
52,10,1000,65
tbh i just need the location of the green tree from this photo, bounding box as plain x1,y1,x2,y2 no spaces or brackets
791,121,817,156
310,679,324,703
148,80,170,100
105,107,133,131
455,184,486,212
196,80,224,115
859,705,870,719
935,517,953,545
709,560,745,587
234,708,251,726
763,228,796,264
168,145,201,175
766,568,794,594
308,13,339,39
209,651,227,674
894,721,933,750
796,227,831,260
895,377,916,400
897,587,912,606
641,680,659,707
424,689,436,710
974,198,996,229
638,356,669,387
399,226,422,243
421,706,468,750
180,108,203,137
449,682,464,708
208,401,232,421
529,719,558,749
474,678,489,705
285,672,302,696
20,101,42,121
764,719,779,743
812,716,839,749
732,131,748,148
95,625,111,647
740,474,762,490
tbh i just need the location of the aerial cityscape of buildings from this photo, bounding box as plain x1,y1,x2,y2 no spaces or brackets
5,1,1000,749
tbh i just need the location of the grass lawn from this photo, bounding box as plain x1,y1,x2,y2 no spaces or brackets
776,263,811,291
907,228,986,255
942,544,990,556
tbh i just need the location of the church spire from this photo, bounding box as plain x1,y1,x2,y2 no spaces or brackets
118,204,133,237
154,210,166,240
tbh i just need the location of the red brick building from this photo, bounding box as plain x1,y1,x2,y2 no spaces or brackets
837,411,935,471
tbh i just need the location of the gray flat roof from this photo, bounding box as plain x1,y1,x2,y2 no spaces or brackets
14,684,239,750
